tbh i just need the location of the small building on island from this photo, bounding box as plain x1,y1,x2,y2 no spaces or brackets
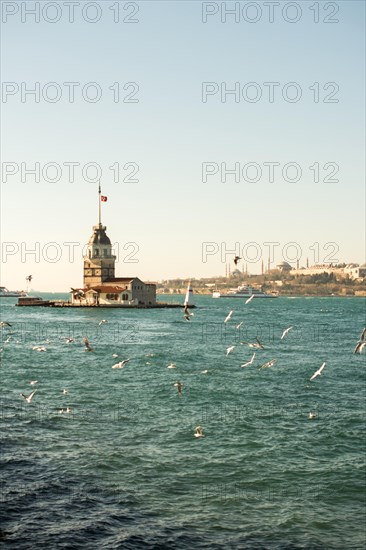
71,189,156,306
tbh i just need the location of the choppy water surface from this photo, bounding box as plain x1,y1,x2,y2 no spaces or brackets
1,295,365,549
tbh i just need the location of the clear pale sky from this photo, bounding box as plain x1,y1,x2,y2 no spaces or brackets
1,1,365,291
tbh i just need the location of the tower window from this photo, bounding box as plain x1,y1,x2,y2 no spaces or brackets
95,249,99,256
104,249,108,256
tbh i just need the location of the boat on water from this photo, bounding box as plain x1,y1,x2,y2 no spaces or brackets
212,285,277,299
0,286,27,298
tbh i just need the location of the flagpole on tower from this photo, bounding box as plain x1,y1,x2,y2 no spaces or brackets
98,183,101,225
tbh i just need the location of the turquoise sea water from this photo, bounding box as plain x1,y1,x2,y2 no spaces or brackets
1,295,365,549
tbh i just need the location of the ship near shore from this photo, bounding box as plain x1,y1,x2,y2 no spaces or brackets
212,285,277,299
0,286,27,298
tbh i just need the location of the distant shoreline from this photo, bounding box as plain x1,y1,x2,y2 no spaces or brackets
156,292,366,298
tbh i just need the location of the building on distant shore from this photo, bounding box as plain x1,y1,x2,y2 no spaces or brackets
343,264,366,280
290,263,366,280
71,187,156,306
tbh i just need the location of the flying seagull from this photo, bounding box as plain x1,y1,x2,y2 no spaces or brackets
62,389,68,395
245,295,254,305
112,359,130,369
174,381,183,395
0,322,12,327
99,320,108,325
241,352,256,367
183,304,194,317
20,390,37,403
280,327,293,340
241,341,261,349
194,426,204,438
354,341,366,354
82,337,93,352
226,345,235,356
310,362,326,381
256,336,265,349
241,336,264,349
234,256,241,266
236,322,243,330
308,412,317,419
360,327,366,341
224,310,233,323
260,359,276,369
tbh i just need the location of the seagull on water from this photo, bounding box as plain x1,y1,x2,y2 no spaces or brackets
63,388,68,395
0,322,12,327
112,359,130,369
112,353,119,357
194,426,204,438
310,362,326,381
65,338,75,343
280,327,293,340
174,381,183,395
32,346,47,352
167,362,176,369
99,320,108,326
260,359,276,369
224,310,233,324
308,412,317,419
241,352,256,368
20,390,37,403
226,345,235,356
59,407,72,414
201,369,208,374
82,337,93,352
245,295,254,305
29,380,38,386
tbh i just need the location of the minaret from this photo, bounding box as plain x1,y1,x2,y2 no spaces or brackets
83,185,116,289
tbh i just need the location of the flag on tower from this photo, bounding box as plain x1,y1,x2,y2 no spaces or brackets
101,196,108,202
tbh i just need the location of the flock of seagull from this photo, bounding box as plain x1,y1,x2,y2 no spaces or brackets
1,305,365,437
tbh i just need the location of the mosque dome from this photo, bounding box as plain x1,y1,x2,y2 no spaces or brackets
277,261,292,270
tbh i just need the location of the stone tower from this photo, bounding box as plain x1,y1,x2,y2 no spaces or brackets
83,185,116,288
83,223,116,288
